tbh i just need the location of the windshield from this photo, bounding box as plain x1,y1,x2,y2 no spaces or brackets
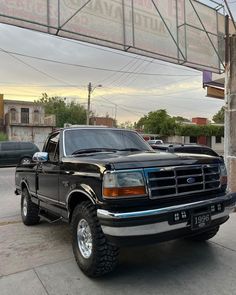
64,129,152,156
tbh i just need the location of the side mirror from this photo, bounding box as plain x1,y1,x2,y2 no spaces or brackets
32,152,49,163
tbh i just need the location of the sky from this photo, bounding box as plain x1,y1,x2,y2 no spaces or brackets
0,0,235,124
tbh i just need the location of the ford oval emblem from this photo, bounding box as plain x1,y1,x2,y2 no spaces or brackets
187,177,196,184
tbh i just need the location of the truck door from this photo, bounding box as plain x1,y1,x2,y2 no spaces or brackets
37,132,60,213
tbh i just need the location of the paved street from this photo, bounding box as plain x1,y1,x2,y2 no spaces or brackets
1,167,236,295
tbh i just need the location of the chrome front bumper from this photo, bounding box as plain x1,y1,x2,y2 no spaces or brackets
97,194,236,237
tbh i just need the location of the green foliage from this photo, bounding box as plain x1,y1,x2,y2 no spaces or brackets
172,116,190,123
118,121,135,129
0,132,8,141
136,109,224,137
136,109,177,136
37,93,86,127
212,106,224,123
176,124,224,137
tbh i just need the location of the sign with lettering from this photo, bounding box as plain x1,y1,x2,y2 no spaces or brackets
0,0,226,73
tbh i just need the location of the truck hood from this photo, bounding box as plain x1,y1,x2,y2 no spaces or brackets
64,151,223,170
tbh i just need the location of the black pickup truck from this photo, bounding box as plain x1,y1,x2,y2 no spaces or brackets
15,126,236,277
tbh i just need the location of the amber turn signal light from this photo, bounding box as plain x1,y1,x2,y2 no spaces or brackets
103,186,146,198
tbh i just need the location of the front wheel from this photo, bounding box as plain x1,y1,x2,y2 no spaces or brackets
71,201,119,277
20,157,31,165
21,188,40,225
187,226,219,242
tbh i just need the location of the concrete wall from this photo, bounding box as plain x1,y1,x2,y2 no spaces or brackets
7,126,53,150
166,136,185,144
211,136,224,156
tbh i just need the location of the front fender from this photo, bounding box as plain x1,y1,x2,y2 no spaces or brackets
66,187,97,208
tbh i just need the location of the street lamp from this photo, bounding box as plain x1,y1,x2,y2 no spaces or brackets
87,82,102,125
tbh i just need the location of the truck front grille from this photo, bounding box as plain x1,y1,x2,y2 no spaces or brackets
146,164,220,199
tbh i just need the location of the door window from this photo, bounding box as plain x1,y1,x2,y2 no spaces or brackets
45,133,59,162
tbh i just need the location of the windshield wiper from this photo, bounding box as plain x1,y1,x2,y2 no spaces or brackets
117,148,142,152
71,148,118,155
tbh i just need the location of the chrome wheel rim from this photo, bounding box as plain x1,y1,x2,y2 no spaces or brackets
21,158,31,165
77,219,92,259
23,197,27,216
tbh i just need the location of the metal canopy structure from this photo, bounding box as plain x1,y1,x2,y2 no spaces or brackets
0,0,228,73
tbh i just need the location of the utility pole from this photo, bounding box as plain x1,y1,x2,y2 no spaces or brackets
87,82,92,125
86,82,102,125
114,104,117,122
225,34,236,192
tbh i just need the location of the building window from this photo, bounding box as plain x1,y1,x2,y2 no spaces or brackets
33,110,40,124
21,108,29,124
10,108,17,122
189,136,197,143
215,136,222,144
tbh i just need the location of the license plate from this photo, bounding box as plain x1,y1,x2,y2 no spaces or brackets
191,212,211,230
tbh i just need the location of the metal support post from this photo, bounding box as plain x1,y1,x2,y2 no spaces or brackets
225,35,236,192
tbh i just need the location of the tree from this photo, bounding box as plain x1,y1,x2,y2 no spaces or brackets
136,109,177,135
37,93,86,127
135,109,224,137
212,106,224,123
118,121,135,129
172,116,190,123
0,132,7,141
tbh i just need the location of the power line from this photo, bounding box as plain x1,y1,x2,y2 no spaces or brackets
118,58,154,88
57,39,200,73
6,22,198,74
109,58,146,87
109,86,201,98
97,57,140,86
0,48,79,88
0,48,199,77
112,58,150,88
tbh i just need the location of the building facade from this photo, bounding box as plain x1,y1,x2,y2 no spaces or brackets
90,116,116,127
0,95,56,150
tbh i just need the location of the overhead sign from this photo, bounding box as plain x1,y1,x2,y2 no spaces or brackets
0,0,226,73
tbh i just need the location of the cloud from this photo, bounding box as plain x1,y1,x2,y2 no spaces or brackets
0,19,225,123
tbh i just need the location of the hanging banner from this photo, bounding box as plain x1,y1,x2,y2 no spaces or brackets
0,0,226,73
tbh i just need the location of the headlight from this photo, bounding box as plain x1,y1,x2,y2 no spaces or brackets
219,164,227,186
103,171,147,199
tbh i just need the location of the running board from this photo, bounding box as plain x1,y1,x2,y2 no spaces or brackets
39,211,62,223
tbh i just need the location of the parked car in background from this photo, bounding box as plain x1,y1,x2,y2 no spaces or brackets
150,143,220,157
147,139,164,145
0,141,39,166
